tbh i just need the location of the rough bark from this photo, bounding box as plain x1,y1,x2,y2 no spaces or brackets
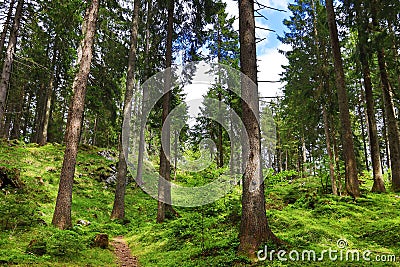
238,0,278,257
326,0,360,198
323,106,338,195
0,0,23,137
52,0,99,230
38,44,58,146
0,0,15,56
355,13,386,192
217,91,223,167
157,0,174,223
136,0,153,186
111,0,140,220
371,0,400,192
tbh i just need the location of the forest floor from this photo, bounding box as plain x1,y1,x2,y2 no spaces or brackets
0,140,399,266
111,236,137,267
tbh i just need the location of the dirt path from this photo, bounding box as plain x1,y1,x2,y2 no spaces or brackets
111,236,138,267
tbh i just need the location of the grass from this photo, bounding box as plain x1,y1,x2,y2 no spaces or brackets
0,140,399,266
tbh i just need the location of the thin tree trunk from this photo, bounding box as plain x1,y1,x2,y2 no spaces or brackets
238,0,279,257
39,44,58,146
111,0,140,220
173,129,178,180
326,0,360,198
356,13,386,192
217,24,223,168
357,93,369,172
323,106,338,195
0,0,23,137
371,0,400,191
52,0,99,230
0,0,15,57
136,0,152,185
217,91,223,167
301,136,307,176
157,0,174,223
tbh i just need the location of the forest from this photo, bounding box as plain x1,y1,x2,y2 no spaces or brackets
0,0,399,266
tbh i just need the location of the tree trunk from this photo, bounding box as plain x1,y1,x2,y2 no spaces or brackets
0,0,24,138
326,0,360,198
356,14,386,192
217,24,223,168
357,92,369,172
38,44,58,146
157,0,174,223
0,0,15,57
136,0,153,186
217,90,223,167
173,129,178,180
111,0,140,220
238,0,278,257
323,106,338,195
371,1,400,191
52,0,99,230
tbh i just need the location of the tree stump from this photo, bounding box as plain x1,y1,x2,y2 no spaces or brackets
0,166,23,189
93,233,109,249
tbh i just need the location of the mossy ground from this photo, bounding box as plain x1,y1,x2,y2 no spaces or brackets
0,141,399,266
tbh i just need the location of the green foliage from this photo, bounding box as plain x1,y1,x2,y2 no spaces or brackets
46,230,86,257
1,142,400,266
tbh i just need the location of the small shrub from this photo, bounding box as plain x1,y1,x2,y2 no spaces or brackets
46,230,86,257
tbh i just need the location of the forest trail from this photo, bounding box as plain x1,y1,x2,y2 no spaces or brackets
111,236,138,267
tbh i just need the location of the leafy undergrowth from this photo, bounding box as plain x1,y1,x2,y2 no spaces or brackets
0,140,399,266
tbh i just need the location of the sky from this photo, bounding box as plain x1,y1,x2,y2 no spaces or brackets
223,0,293,98
181,0,293,124
183,0,293,109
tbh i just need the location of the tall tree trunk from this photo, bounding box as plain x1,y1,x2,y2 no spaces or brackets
217,23,223,168
238,0,279,257
52,0,99,230
0,0,24,138
357,93,369,172
136,0,153,185
157,0,174,223
323,106,338,195
38,43,58,146
173,129,178,180
217,90,223,167
0,0,15,57
111,0,140,220
376,49,400,190
301,136,307,176
356,14,386,192
326,0,360,198
371,0,400,191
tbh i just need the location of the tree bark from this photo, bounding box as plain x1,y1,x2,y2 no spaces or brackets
238,0,278,257
355,12,386,192
0,0,23,138
157,0,174,223
0,0,15,57
38,43,58,146
52,0,99,230
357,93,369,172
136,0,153,186
326,0,360,198
323,106,338,195
111,0,140,220
371,0,400,192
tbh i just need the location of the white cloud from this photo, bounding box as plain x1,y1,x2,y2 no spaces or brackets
223,0,239,30
257,43,291,98
221,0,292,98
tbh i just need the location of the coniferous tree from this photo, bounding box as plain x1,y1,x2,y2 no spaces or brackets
52,0,99,230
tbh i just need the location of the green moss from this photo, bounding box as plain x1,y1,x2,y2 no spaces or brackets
0,142,399,266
